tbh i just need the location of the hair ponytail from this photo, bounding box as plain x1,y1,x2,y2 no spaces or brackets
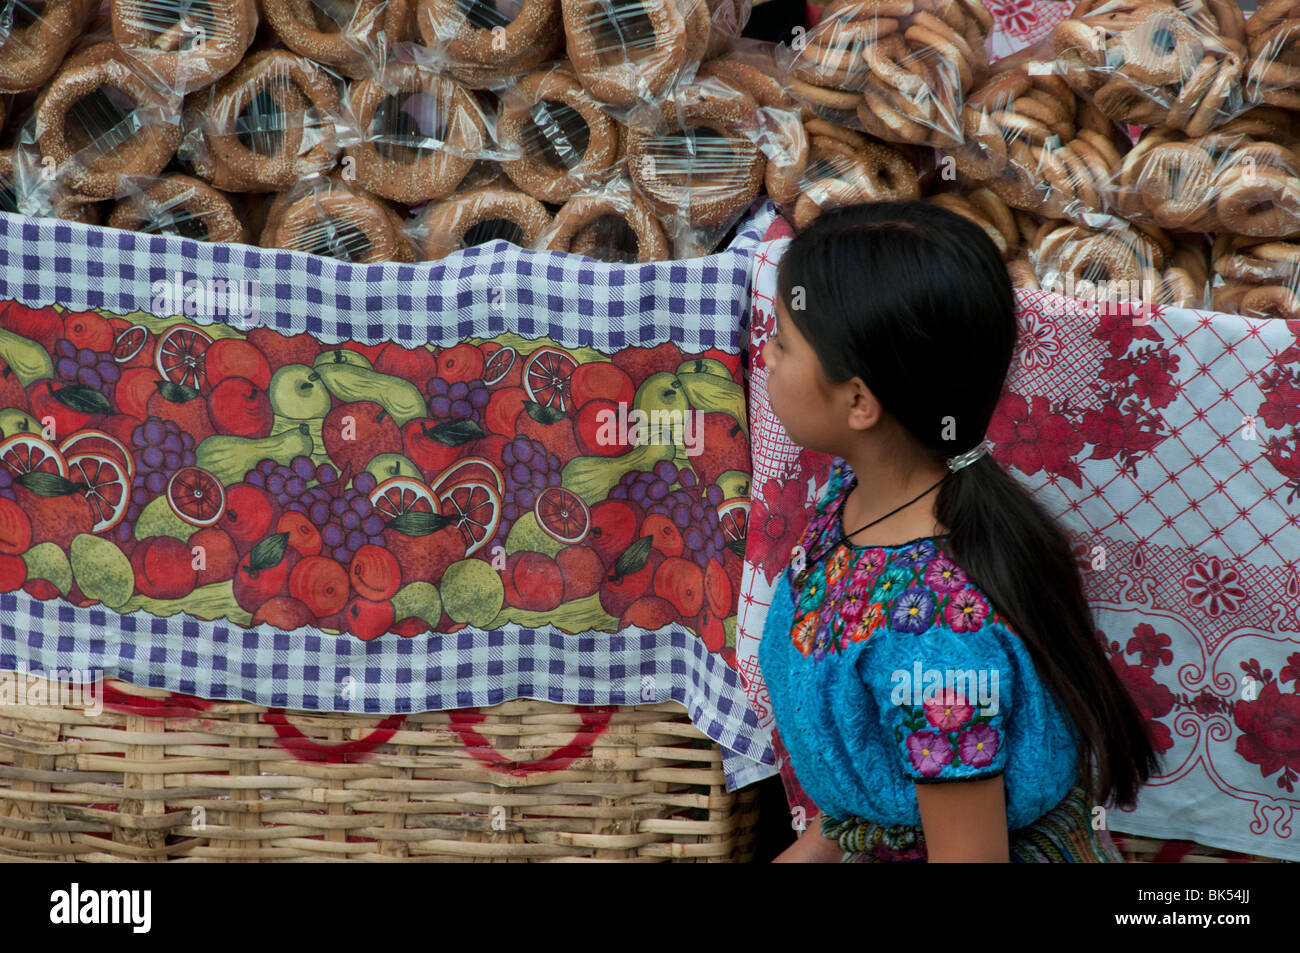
777,201,1160,809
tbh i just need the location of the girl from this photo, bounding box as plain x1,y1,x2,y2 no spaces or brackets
758,201,1161,863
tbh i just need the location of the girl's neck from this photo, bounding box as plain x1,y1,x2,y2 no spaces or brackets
837,444,951,548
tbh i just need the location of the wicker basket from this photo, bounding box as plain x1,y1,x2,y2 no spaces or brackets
0,674,759,862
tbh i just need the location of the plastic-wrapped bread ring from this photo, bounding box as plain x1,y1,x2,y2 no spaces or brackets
0,148,99,223
699,57,794,110
1241,284,1300,318
793,140,919,230
0,0,95,93
419,0,560,65
33,43,183,200
107,173,249,243
207,50,340,191
111,0,258,92
499,69,621,203
561,0,687,105
1136,143,1215,230
626,83,765,227
345,64,487,204
1216,164,1300,237
417,185,553,260
545,191,669,261
263,0,411,78
262,188,415,262
1114,5,1205,86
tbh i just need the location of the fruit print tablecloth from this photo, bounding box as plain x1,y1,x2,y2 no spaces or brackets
0,200,780,777
733,225,1300,861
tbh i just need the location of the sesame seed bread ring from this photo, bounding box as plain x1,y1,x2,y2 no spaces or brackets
1007,257,1039,289
1067,135,1115,201
1214,241,1300,282
498,68,620,203
1241,284,1300,318
804,117,871,151
1157,265,1197,306
265,0,411,78
1016,92,1073,141
790,76,864,112
700,58,793,109
1058,142,1102,212
1076,127,1125,175
763,119,809,206
1216,165,1300,237
1164,53,1219,131
968,185,1018,251
1185,53,1242,137
1115,6,1204,87
1093,73,1168,126
625,83,765,226
263,188,415,262
1211,280,1252,312
928,192,1008,257
561,0,686,105
857,87,930,144
345,64,488,204
419,0,562,77
208,50,340,192
0,0,94,93
1138,143,1215,229
545,190,668,261
107,173,249,244
904,22,974,91
111,0,257,93
417,185,552,260
0,147,97,222
825,0,914,18
34,43,183,200
1052,19,1109,69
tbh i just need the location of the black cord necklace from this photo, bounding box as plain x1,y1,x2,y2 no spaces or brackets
792,472,951,591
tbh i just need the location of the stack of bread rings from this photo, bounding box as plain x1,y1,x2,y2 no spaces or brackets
948,54,1130,223
1211,233,1300,317
926,186,1028,261
788,0,994,148
1245,0,1300,111
110,0,258,92
792,117,921,229
1116,127,1300,236
1049,0,1246,134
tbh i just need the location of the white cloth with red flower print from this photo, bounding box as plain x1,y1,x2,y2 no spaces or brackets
732,225,1300,861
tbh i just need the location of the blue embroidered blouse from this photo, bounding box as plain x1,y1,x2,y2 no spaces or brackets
758,458,1082,831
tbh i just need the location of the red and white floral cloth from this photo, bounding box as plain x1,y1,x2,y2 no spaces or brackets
734,220,1300,861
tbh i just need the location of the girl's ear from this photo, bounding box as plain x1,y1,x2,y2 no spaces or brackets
845,377,881,432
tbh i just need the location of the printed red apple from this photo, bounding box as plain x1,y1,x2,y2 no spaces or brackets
704,559,733,619
221,483,280,554
641,514,683,558
277,511,322,557
28,379,100,438
208,376,273,438
610,341,683,386
620,595,676,631
587,500,640,568
698,611,726,652
0,302,64,352
349,544,401,602
323,401,402,477
22,577,57,599
289,555,351,617
0,553,26,592
516,403,579,462
63,310,113,352
693,412,749,487
484,387,526,436
205,338,272,391
599,543,663,619
390,617,431,638
232,532,299,614
115,368,162,420
436,343,483,384
574,399,625,457
0,497,32,555
130,536,198,600
245,327,319,371
375,342,438,382
570,362,634,409
11,485,93,549
0,357,29,412
508,551,562,612
402,418,464,478
382,525,466,588
556,545,603,602
190,525,240,586
654,556,704,617
146,381,215,444
252,596,315,629
345,596,395,641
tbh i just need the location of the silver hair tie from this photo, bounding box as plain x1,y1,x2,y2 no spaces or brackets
947,441,990,472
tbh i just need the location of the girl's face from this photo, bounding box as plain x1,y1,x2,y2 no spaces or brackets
761,294,841,454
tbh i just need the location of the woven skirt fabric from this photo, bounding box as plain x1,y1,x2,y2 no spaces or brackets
820,784,1125,863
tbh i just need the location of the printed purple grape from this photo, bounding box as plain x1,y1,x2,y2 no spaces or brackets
322,524,344,547
362,516,383,535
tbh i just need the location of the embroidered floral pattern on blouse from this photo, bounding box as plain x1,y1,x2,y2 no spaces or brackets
784,462,1004,662
897,692,1002,778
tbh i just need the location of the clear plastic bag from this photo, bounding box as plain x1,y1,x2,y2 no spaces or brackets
1049,0,1247,135
1243,0,1300,113
944,48,1132,224
181,49,342,193
339,59,492,204
788,0,995,149
0,144,100,222
558,0,713,105
416,0,565,89
1113,126,1300,237
703,0,752,59
0,0,95,93
29,41,183,201
106,172,251,244
1210,233,1300,318
790,118,920,230
495,63,625,203
110,0,259,93
537,174,670,260
408,179,553,260
263,0,413,80
260,172,416,261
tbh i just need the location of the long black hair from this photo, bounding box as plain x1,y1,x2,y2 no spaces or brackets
775,201,1160,811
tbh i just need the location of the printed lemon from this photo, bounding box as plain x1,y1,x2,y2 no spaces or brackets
70,533,135,608
504,512,564,558
439,559,503,628
134,495,197,542
23,542,72,596
392,581,442,625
